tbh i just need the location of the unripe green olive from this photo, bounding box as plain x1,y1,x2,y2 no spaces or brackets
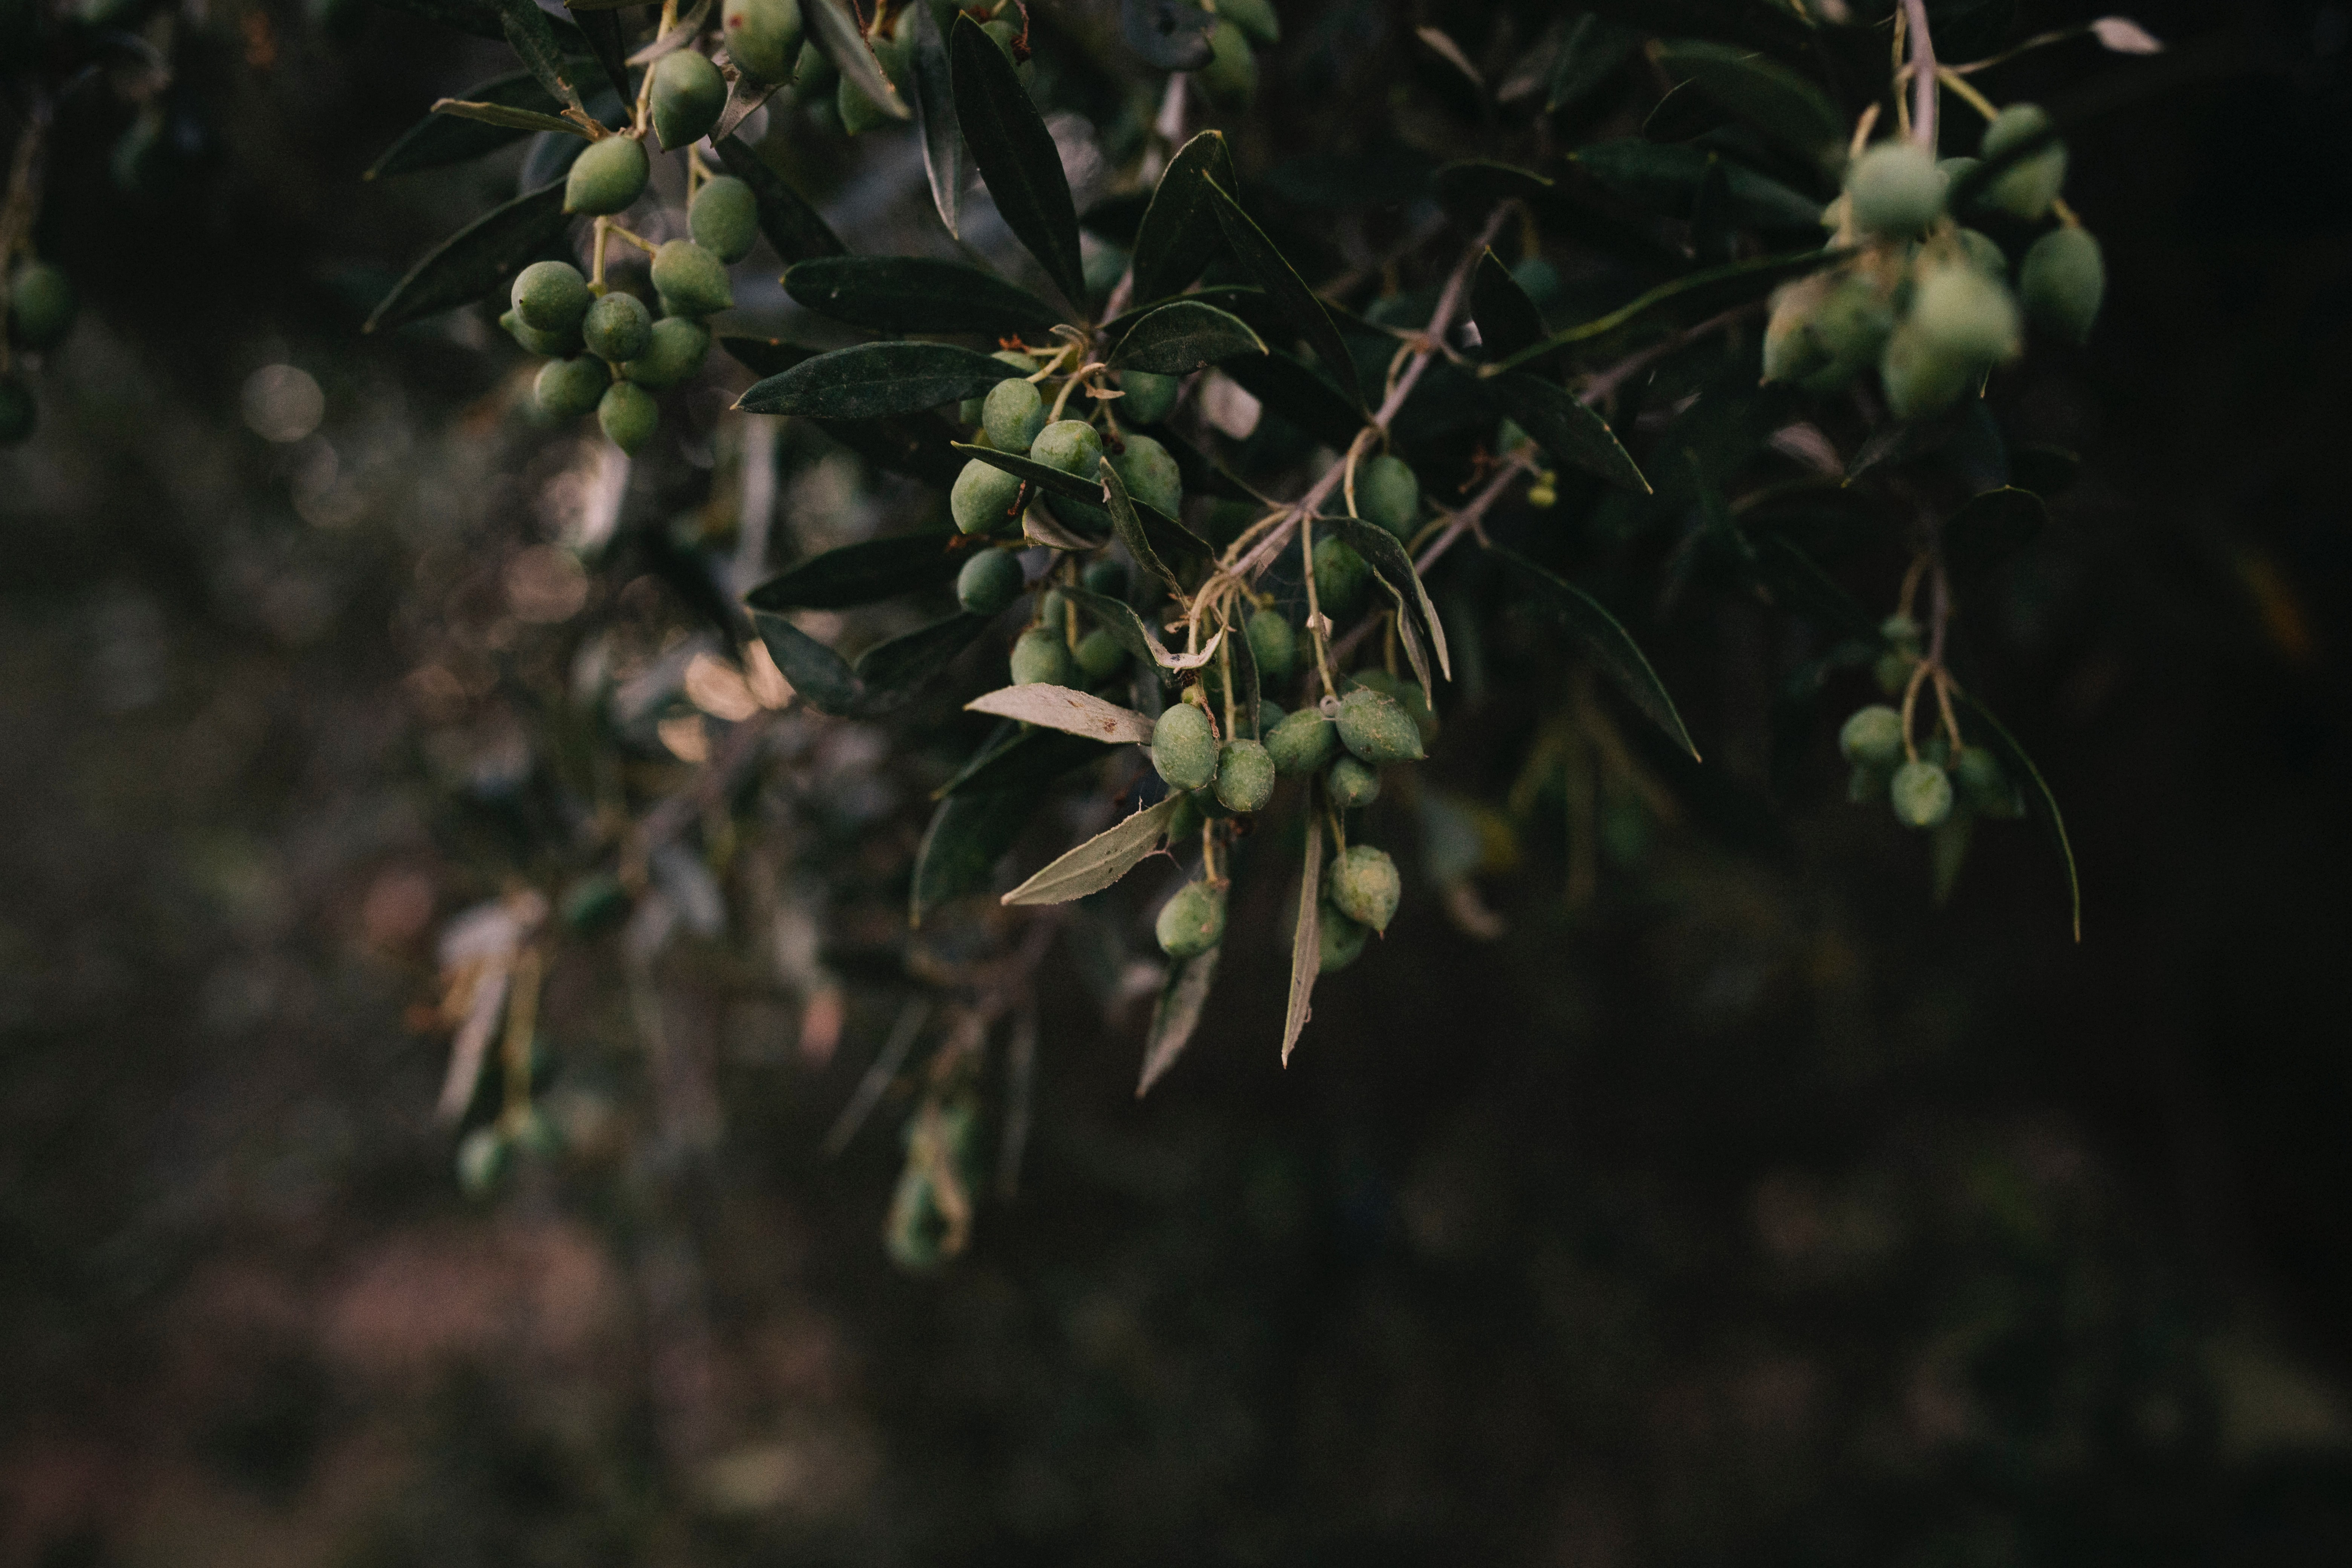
7,260,77,350
956,548,1024,614
623,315,712,390
501,308,581,358
1075,627,1127,684
1880,612,1922,652
598,379,659,453
1318,900,1367,972
512,259,592,335
1350,668,1438,745
1845,142,1944,237
1804,274,1896,390
1118,369,1178,424
1838,704,1905,769
1357,453,1418,541
1328,843,1400,933
1335,684,1424,765
1879,317,1973,420
1214,738,1276,813
1156,879,1227,959
1873,650,1914,696
1266,708,1337,775
651,239,734,320
1952,744,2020,817
1911,259,2022,365
582,290,654,362
1326,753,1380,810
1312,536,1369,621
1152,700,1218,790
1030,418,1103,478
536,355,610,418
1762,273,1836,387
723,0,803,84
1110,433,1181,515
2019,225,2104,347
1009,626,1074,686
951,461,1022,534
836,35,909,133
1256,697,1286,735
1218,0,1279,46
960,350,1037,424
1200,19,1256,106
0,373,35,445
1889,759,1953,829
1246,608,1296,684
564,133,650,216
1038,587,1069,628
1955,228,2008,279
651,49,728,151
982,377,1045,453
1979,103,2066,222
791,39,834,93
688,175,760,265
1082,559,1127,599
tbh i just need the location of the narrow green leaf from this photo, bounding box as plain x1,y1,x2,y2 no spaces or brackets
1490,544,1698,759
1223,590,1260,738
737,342,1012,419
1217,349,1364,450
951,441,1100,506
1643,79,1726,144
1102,453,1213,565
1129,130,1239,306
966,683,1157,744
912,789,1037,925
784,256,1061,337
490,0,590,115
368,72,556,179
744,533,964,611
1003,794,1182,906
562,5,635,105
1107,299,1266,375
1469,248,1545,361
1942,486,2048,570
950,13,1086,309
1137,945,1219,1096
1954,694,2082,942
430,97,591,137
750,609,861,716
1573,139,1823,229
364,181,571,333
1099,456,1178,590
850,612,993,712
1066,587,1222,675
1547,13,1640,113
1099,283,1265,341
1487,373,1651,495
805,0,911,121
1489,248,1845,370
1280,813,1322,1064
941,726,1110,796
711,74,783,145
902,0,965,237
1321,514,1450,681
1203,176,1363,412
1654,40,1843,163
712,136,847,262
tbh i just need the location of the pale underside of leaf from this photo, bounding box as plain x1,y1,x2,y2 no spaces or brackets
1002,794,1182,906
431,98,593,137
1137,945,1220,1096
1281,813,1323,1064
964,684,1156,745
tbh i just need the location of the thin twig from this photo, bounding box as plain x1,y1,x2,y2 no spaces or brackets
1900,0,1940,150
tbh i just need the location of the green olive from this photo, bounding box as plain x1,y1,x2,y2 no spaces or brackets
650,49,728,151
688,175,761,265
950,459,1023,534
956,548,1024,615
722,0,803,84
1327,844,1400,932
650,239,734,319
622,316,712,390
1214,738,1276,813
535,355,610,418
563,134,650,216
582,290,654,362
1151,701,1218,790
597,379,659,453
1110,432,1181,515
1155,879,1227,959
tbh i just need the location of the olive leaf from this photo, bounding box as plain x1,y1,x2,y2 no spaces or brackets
1374,570,1435,695
1218,349,1364,450
1223,593,1261,738
941,726,1112,796
1107,300,1267,376
626,0,714,62
1100,283,1264,341
711,73,782,145
365,180,571,333
738,342,1013,419
1129,131,1239,306
1942,486,2048,570
1488,248,1845,371
1280,813,1323,1064
1120,0,1213,71
713,136,847,262
785,257,1061,338
1321,514,1451,681
850,612,994,712
911,789,1038,925
1468,248,1546,361
1432,159,1556,225
1136,945,1219,1096
430,97,593,138
1547,13,1640,113
1203,176,1364,413
368,73,559,179
1486,373,1651,495
902,0,966,238
1572,139,1822,230
1024,502,1108,551
951,442,1101,506
804,0,911,122
1001,794,1182,906
1654,40,1843,165
750,609,862,716
1954,693,2082,942
1490,545,1699,760
950,13,1087,310
1099,455,1178,590
744,533,965,611
964,684,1157,745
562,5,635,107
1066,587,1222,673
489,0,590,116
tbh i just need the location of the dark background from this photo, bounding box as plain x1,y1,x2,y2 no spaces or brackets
5,0,2352,1563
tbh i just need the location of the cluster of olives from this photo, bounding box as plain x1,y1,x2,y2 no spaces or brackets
960,552,1139,689
1,257,78,447
1838,699,2022,833
948,359,1186,536
1765,103,2105,419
